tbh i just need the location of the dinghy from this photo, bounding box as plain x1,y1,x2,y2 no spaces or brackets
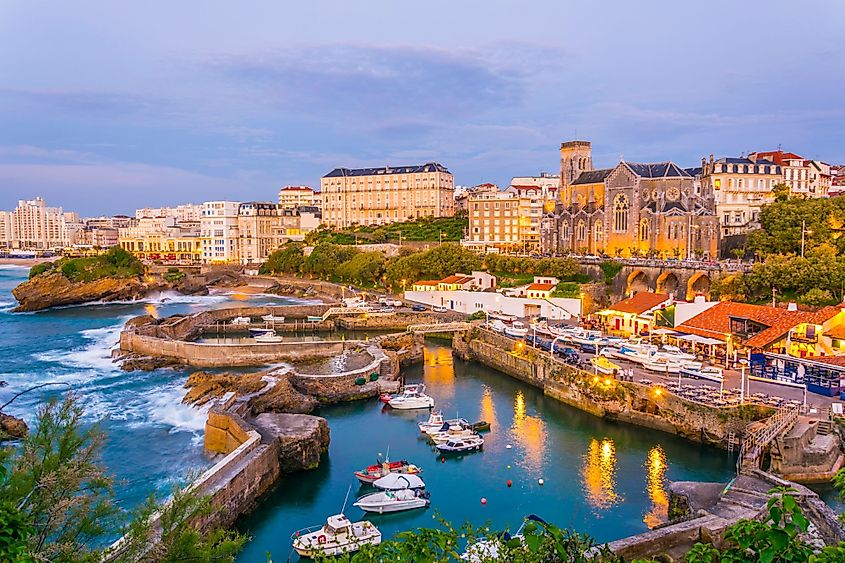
353,488,430,514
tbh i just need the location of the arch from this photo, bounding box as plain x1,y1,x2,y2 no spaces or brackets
613,194,629,232
626,269,651,295
686,272,712,301
576,219,586,242
656,272,679,297
639,218,649,242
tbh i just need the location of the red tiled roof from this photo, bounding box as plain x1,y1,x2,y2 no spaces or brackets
414,280,439,286
807,355,845,367
608,292,671,315
279,186,314,191
750,150,804,166
526,283,555,291
439,275,474,284
676,302,841,348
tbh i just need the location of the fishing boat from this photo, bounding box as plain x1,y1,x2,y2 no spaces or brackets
353,459,422,485
418,411,445,433
353,488,430,514
504,321,529,338
291,514,381,557
569,329,603,348
680,366,724,382
372,473,426,491
590,356,620,375
642,356,683,374
248,327,275,336
254,332,284,343
387,384,435,410
261,314,286,323
437,435,484,453
231,316,250,326
489,320,507,333
427,424,478,445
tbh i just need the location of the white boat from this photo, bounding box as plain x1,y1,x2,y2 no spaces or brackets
306,315,323,322
254,332,284,343
248,327,275,336
427,425,478,445
372,472,426,491
231,316,250,326
657,345,696,361
546,324,581,338
590,356,620,375
387,384,435,410
607,346,652,364
570,329,603,347
261,314,286,323
642,357,683,374
680,366,724,382
504,321,529,338
489,320,507,333
529,321,555,337
462,515,547,561
291,514,381,558
418,411,444,433
353,488,430,514
437,435,484,453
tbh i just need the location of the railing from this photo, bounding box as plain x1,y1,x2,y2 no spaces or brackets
737,406,800,474
406,322,472,334
320,307,367,321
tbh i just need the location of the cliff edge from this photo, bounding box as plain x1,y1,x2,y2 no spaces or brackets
12,272,158,312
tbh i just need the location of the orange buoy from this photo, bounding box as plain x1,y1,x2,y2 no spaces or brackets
506,479,512,487
441,457,445,463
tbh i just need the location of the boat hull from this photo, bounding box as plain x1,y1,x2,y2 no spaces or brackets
388,397,435,410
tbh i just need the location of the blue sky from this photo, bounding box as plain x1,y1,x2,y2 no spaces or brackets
1,1,843,215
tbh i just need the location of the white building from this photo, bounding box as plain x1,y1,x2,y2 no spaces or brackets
0,197,80,251
278,186,320,210
748,150,831,198
404,289,581,320
510,172,560,191
201,201,241,263
135,204,203,222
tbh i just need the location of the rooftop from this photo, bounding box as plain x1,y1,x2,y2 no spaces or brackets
571,168,613,186
607,292,671,315
439,275,474,285
324,162,450,178
623,162,691,179
526,283,556,292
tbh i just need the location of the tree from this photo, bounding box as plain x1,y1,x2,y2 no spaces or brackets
260,243,305,275
336,252,386,287
384,244,482,289
799,288,837,307
731,247,745,262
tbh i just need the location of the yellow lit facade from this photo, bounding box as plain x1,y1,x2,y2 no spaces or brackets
463,185,557,253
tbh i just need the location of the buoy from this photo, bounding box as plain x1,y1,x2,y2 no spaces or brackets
506,479,512,487
538,478,545,486
441,457,445,463
507,465,511,469
506,444,512,449
481,497,487,505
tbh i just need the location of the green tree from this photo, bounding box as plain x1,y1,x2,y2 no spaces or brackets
260,243,305,275
336,251,386,286
384,244,482,289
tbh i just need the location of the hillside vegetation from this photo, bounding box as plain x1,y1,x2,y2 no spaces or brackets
304,216,467,245
28,247,144,283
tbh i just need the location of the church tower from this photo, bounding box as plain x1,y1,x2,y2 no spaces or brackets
559,140,593,203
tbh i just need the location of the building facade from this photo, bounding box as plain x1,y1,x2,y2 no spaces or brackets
749,150,830,198
237,202,281,265
119,217,202,263
700,155,782,237
278,186,320,210
201,201,241,263
0,197,81,251
321,163,454,228
135,204,203,222
541,141,719,259
463,184,557,253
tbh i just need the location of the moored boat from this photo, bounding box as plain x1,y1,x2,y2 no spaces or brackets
437,435,484,453
590,356,620,375
489,320,507,333
680,365,724,382
254,332,284,343
261,314,286,323
372,472,426,491
231,316,250,326
354,459,422,485
504,321,529,338
642,357,682,374
353,488,430,514
307,315,323,322
291,514,381,557
248,327,275,336
427,425,479,445
469,420,491,432
418,410,445,433
388,384,435,410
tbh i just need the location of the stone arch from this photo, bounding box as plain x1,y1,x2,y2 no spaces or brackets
687,272,711,301
656,271,680,297
626,269,651,295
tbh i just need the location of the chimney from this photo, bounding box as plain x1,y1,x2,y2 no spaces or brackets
709,154,714,164
787,302,798,312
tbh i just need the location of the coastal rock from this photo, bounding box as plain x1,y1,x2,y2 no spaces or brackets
120,353,182,372
0,412,28,440
251,413,330,473
183,370,318,414
11,272,157,312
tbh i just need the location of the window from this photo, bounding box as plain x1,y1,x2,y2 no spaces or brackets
576,220,586,241
639,218,649,241
613,194,629,232
594,220,603,243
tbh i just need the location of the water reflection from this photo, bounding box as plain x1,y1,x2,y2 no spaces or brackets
511,390,546,471
423,346,455,398
479,386,497,432
643,446,669,528
581,438,620,512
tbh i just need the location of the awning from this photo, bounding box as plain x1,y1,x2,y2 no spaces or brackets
675,334,724,345
651,328,677,335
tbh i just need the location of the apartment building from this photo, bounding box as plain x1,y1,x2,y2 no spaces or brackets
321,162,454,228
119,217,202,263
510,172,560,191
135,204,203,222
278,186,320,210
0,197,81,251
237,202,281,265
463,183,555,253
748,150,831,198
201,201,241,263
699,156,781,237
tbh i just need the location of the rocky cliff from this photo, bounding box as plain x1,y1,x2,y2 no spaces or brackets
12,273,158,312
183,370,319,414
0,412,28,440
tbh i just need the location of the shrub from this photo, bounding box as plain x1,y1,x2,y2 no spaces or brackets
28,262,54,279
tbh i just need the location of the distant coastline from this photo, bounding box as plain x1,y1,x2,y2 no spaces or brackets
0,257,60,267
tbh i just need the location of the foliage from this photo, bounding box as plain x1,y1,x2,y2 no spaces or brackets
0,394,245,562
483,254,583,281
685,487,845,563
317,515,620,562
259,242,305,275
799,288,838,307
336,252,386,287
467,310,487,321
50,246,144,283
551,282,581,298
303,243,360,280
28,262,54,279
306,217,468,245
599,261,623,285
747,195,845,257
384,244,482,290
163,267,185,283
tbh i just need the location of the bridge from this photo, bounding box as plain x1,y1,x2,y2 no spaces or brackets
407,322,472,334
737,406,800,474
320,307,367,321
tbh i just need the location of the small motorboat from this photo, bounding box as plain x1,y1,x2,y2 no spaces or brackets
590,356,620,375
248,327,275,336
291,514,381,557
372,472,426,491
504,321,529,338
437,435,484,453
462,515,548,561
489,320,507,333
261,314,286,323
254,332,284,343
658,345,696,361
354,459,422,485
469,420,491,432
353,488,430,514
388,384,435,410
427,425,478,445
642,357,682,374
680,366,724,382
418,410,445,433
230,316,250,326
307,315,323,322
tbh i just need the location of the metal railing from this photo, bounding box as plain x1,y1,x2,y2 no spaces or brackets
406,322,472,334
737,406,800,474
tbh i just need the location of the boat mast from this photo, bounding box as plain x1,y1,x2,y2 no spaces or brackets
341,483,352,514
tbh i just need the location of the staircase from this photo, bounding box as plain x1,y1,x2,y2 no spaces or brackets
727,432,737,453
737,406,801,474
816,420,835,436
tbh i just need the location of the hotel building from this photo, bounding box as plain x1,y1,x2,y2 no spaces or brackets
201,201,241,264
237,202,281,266
463,184,556,253
118,217,203,263
321,163,454,228
0,197,81,251
749,150,831,198
278,186,320,210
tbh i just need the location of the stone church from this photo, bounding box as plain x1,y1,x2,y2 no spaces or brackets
540,141,719,259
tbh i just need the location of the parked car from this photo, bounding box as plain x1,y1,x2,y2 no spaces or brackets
555,346,580,365
411,304,427,312
432,306,448,313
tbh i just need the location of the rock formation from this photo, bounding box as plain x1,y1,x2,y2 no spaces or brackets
183,370,319,414
252,413,330,473
12,273,157,312
0,412,28,440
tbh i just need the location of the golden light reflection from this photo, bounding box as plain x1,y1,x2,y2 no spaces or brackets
422,345,455,398
511,390,546,471
143,303,159,319
479,386,497,433
230,292,249,301
581,438,620,511
643,446,669,528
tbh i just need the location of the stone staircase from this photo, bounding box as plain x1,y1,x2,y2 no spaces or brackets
816,420,834,436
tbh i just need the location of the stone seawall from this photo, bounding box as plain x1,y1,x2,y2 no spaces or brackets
457,328,771,449
156,304,332,340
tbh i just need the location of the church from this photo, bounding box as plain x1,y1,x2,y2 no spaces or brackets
540,141,719,259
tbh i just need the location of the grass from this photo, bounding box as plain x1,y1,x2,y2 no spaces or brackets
30,247,145,283
307,216,468,245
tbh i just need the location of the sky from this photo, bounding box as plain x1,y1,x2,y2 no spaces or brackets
1,0,844,215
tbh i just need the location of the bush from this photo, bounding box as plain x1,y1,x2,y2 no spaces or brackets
599,261,623,285
163,267,186,283
798,287,837,307
28,262,54,279
60,260,79,280
467,310,486,321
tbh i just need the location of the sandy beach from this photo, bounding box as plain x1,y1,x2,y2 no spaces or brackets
0,257,59,267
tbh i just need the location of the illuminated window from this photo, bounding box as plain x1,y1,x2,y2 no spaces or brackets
613,194,629,232
639,218,649,241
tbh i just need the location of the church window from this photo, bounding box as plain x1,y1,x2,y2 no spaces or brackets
576,220,586,241
639,218,649,241
613,194,629,232
594,220,603,242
